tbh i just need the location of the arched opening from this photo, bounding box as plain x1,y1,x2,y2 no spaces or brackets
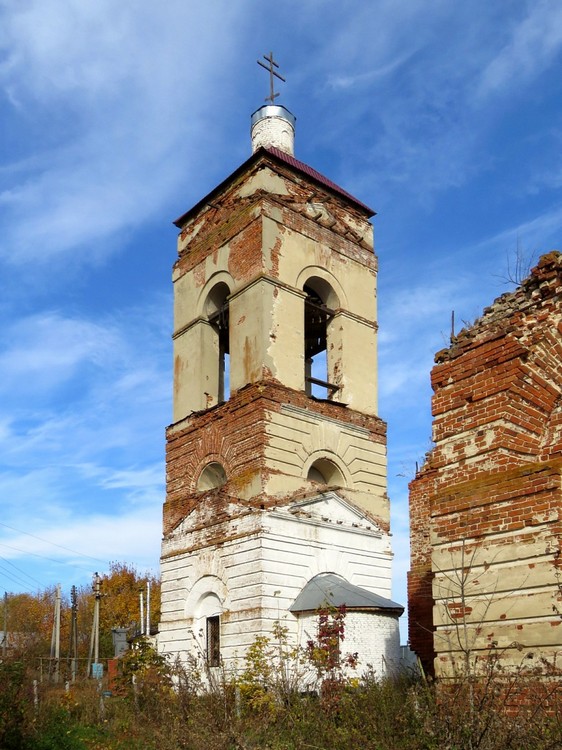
197,461,227,491
304,278,338,399
307,457,345,487
194,591,223,667
205,283,230,402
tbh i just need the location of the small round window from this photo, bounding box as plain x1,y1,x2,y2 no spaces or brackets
197,462,227,491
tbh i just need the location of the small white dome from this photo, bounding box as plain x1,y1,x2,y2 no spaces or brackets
251,105,296,156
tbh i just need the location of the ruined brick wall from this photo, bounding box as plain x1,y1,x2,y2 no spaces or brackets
409,252,562,676
408,467,437,671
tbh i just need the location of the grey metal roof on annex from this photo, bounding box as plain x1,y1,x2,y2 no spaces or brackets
290,573,404,615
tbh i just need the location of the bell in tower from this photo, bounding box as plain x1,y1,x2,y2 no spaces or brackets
158,55,403,676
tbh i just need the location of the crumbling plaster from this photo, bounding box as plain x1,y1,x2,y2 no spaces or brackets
160,143,399,674
159,491,393,666
171,158,378,420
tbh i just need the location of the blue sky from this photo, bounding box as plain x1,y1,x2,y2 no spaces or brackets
1,1,561,640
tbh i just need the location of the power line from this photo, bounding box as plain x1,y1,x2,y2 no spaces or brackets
0,522,108,564
0,566,39,593
0,541,97,573
0,554,45,589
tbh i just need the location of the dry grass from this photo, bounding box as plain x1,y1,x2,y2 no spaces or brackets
2,653,562,750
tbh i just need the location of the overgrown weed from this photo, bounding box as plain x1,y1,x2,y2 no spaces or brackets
2,636,562,749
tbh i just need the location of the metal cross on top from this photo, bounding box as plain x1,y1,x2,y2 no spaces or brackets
257,51,286,104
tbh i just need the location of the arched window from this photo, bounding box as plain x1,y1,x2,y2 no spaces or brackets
205,283,230,402
303,278,338,399
197,461,227,491
307,457,345,487
194,590,223,667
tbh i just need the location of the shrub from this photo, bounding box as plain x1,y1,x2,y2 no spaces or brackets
0,661,29,750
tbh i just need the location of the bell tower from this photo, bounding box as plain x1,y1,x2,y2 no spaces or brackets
159,62,402,671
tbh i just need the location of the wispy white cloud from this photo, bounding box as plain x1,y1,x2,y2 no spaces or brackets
0,441,164,589
297,4,496,202
0,295,168,592
0,0,244,266
0,504,162,586
98,466,163,491
292,1,562,213
0,312,122,391
326,52,416,91
477,0,562,99
472,203,562,255
0,467,68,516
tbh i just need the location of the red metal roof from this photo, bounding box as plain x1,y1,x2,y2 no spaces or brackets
264,146,374,216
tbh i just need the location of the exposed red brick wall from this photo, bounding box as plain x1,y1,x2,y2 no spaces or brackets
164,380,386,536
409,251,562,676
408,467,437,670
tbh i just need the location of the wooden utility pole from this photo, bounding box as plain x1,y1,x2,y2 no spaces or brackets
94,574,100,665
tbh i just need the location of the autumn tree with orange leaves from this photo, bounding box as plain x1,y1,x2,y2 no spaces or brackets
0,588,62,659
80,562,161,658
1,562,160,662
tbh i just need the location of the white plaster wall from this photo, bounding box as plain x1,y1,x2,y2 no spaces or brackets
296,610,401,678
159,499,398,676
